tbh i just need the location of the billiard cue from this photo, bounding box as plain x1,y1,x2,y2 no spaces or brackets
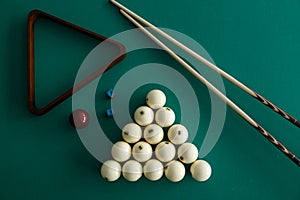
109,0,300,129
118,9,300,167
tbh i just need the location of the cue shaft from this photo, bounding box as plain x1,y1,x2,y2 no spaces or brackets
119,9,300,167
110,0,300,128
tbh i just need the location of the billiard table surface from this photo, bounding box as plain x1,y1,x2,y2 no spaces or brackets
0,0,299,199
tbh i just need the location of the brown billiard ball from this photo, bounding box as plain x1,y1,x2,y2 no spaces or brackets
69,109,90,129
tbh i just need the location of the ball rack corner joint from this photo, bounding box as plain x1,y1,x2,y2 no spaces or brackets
27,9,126,115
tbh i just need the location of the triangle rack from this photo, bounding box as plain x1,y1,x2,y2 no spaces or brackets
28,9,126,115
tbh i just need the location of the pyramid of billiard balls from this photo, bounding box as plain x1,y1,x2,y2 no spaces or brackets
100,89,212,182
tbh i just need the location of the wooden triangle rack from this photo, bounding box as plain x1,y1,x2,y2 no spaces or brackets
28,9,126,115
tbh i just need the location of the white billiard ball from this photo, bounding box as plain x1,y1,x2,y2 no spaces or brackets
143,159,164,181
167,124,188,145
190,160,212,182
143,124,164,144
101,160,121,182
122,123,142,143
111,141,131,162
177,143,198,164
155,107,175,127
132,141,152,162
164,160,185,182
146,89,166,109
122,160,143,182
155,141,176,162
134,106,154,126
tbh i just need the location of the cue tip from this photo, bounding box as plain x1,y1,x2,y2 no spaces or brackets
120,9,129,17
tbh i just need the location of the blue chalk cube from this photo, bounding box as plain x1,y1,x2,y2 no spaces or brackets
106,89,116,99
105,108,114,117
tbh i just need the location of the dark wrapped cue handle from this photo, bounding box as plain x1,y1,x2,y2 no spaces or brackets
254,92,300,128
254,124,300,166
